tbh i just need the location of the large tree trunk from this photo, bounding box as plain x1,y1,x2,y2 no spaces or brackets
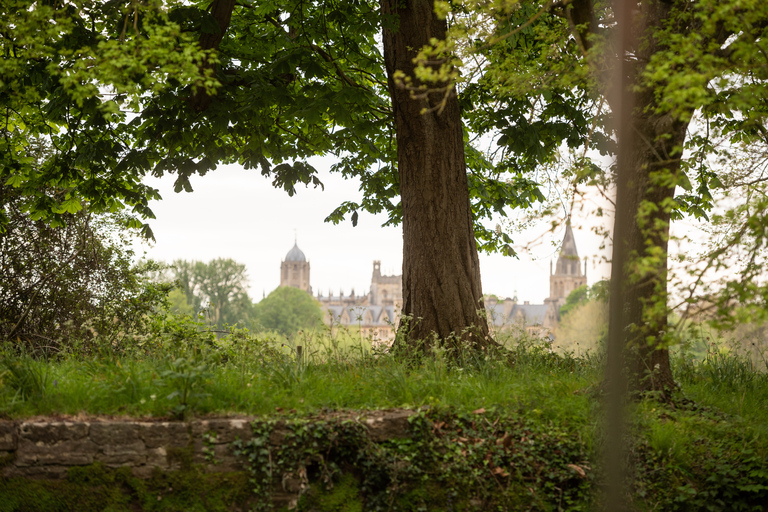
380,0,493,352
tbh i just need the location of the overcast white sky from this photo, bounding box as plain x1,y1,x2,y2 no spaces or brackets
138,157,613,305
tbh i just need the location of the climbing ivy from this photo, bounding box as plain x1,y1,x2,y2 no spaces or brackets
232,407,594,511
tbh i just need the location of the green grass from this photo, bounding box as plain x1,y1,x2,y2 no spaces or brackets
0,331,598,425
3,327,768,510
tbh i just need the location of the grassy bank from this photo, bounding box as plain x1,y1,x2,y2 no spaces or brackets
2,328,768,510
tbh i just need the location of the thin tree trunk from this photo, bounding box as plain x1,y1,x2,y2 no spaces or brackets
567,0,693,395
189,0,236,111
616,103,688,393
380,0,493,352
611,0,694,394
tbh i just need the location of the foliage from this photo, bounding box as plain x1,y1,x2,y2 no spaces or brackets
1,328,767,510
0,182,171,356
0,329,596,419
160,356,213,420
0,0,549,255
0,0,214,237
234,407,594,511
157,258,255,329
166,288,194,317
554,300,609,356
631,400,768,511
253,287,324,339
558,280,608,319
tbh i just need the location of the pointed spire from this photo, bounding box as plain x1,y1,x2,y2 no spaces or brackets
553,221,582,276
560,222,579,257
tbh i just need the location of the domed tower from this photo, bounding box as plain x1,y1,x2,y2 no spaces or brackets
280,239,312,294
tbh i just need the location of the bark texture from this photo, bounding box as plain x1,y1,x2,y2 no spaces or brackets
571,0,702,393
381,0,493,351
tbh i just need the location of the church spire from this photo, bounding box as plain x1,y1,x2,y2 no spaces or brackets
560,222,579,258
554,222,582,277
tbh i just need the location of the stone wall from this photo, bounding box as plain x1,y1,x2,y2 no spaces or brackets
0,409,414,480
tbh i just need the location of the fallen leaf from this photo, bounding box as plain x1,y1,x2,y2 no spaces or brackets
473,408,486,414
496,433,513,448
567,464,587,478
491,467,509,477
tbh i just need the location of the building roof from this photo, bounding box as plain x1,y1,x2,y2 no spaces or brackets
512,304,549,325
560,223,579,258
285,242,307,262
323,304,395,326
485,302,549,327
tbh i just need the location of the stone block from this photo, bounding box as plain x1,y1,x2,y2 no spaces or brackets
191,419,253,444
361,409,414,442
192,442,245,472
18,421,88,443
15,438,98,467
4,464,69,479
139,422,190,448
0,421,17,451
131,465,156,479
95,440,148,465
90,422,140,446
146,446,168,467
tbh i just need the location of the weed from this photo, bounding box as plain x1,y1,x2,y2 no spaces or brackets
0,355,48,402
159,356,213,419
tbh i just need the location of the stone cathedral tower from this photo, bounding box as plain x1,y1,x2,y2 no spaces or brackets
543,223,587,328
280,239,312,294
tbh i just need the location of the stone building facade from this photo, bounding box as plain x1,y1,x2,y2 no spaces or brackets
543,223,587,329
277,242,402,343
485,223,587,338
278,225,585,342
316,261,402,344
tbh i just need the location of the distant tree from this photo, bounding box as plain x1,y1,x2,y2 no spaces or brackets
167,288,194,317
559,286,589,319
555,299,609,356
1,0,561,357
560,281,608,318
253,287,323,339
161,259,254,329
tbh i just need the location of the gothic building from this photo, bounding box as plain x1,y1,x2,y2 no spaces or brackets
316,260,402,343
277,243,402,343
278,225,585,342
543,223,587,328
485,223,587,336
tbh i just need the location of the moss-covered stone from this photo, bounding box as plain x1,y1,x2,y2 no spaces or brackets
0,451,16,468
166,445,195,471
0,462,253,512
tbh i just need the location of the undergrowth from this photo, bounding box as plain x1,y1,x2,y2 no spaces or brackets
2,315,768,510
